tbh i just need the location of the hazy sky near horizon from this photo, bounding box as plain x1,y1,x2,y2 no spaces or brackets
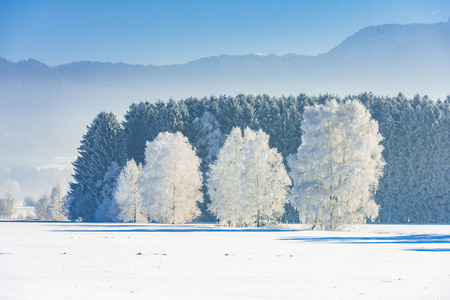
1,0,449,66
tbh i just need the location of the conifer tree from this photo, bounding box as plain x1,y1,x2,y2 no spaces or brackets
94,162,123,222
377,98,450,222
191,111,226,221
123,100,190,164
68,112,126,221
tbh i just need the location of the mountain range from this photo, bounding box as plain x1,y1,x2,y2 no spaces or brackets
1,18,449,199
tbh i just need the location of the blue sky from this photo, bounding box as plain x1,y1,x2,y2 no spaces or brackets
1,0,449,66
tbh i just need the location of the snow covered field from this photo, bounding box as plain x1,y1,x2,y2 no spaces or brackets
1,222,449,299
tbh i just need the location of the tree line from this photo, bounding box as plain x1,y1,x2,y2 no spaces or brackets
67,93,450,225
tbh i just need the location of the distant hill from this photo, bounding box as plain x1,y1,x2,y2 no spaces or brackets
0,18,449,199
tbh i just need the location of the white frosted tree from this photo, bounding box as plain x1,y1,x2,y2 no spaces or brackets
34,193,51,220
192,111,226,171
115,159,145,223
241,128,291,227
94,162,122,222
0,193,16,219
288,100,384,230
140,132,203,224
191,111,226,221
208,127,290,227
207,127,246,226
34,185,66,221
49,183,67,221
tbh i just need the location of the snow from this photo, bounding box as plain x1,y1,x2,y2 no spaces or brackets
1,222,449,299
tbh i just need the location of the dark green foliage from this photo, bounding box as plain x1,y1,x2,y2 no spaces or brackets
68,112,126,221
123,100,190,164
375,96,450,223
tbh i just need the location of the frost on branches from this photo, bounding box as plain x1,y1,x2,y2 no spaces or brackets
115,159,145,223
242,128,291,227
34,184,67,221
376,99,450,223
49,183,66,221
288,100,384,230
140,132,203,224
94,162,122,222
207,128,245,226
191,111,226,221
0,193,16,219
208,127,290,227
68,112,126,222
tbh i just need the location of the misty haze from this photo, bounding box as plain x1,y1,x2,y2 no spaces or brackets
1,1,449,299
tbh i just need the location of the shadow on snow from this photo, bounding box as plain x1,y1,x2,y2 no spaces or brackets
50,224,301,233
280,234,450,247
1,220,303,232
280,234,450,244
403,248,450,252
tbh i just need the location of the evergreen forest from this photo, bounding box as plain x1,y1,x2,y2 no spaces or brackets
68,93,450,224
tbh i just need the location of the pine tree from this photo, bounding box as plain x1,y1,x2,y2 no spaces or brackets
115,159,144,223
94,162,123,222
140,132,203,224
434,99,450,221
68,112,126,221
376,97,450,222
123,100,190,164
123,102,155,164
191,111,226,221
288,100,384,230
67,93,450,224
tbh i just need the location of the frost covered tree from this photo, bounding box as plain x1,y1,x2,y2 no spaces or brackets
208,127,290,227
94,162,122,222
68,112,126,221
49,184,66,221
23,196,36,207
288,100,384,230
34,185,67,221
34,193,51,220
0,193,16,219
71,93,449,224
192,111,225,174
207,127,246,226
123,100,189,164
377,98,450,222
115,159,145,223
140,132,203,224
191,111,226,221
241,128,291,227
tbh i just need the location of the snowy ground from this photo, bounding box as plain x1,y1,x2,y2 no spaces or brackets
1,222,449,299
